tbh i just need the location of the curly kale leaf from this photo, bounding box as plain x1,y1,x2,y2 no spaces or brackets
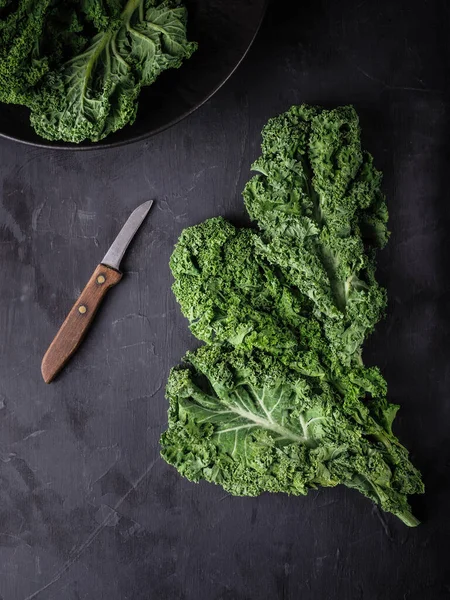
30,0,197,142
161,345,423,527
170,217,320,362
0,0,197,143
243,105,389,366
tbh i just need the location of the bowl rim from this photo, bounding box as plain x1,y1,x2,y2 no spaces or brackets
0,0,268,152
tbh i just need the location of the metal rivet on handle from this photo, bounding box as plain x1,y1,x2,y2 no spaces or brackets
97,275,106,284
78,305,87,314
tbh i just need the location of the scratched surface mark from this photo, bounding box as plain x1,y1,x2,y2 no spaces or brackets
1,0,450,599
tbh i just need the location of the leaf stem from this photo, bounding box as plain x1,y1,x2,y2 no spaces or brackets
121,0,142,21
395,510,420,527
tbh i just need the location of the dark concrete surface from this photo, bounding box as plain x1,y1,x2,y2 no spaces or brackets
1,0,449,598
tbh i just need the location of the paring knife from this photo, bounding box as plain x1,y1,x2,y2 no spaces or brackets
41,200,153,384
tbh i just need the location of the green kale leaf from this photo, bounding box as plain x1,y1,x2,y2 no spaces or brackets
0,0,197,143
161,345,423,527
243,105,389,367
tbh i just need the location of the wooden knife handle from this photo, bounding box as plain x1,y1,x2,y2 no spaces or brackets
41,264,122,383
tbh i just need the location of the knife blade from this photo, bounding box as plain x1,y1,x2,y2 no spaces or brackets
41,200,153,384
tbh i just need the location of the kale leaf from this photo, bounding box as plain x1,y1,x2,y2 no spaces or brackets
161,345,423,527
0,0,197,143
243,105,389,367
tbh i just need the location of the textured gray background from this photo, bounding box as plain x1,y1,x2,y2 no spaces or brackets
1,0,449,598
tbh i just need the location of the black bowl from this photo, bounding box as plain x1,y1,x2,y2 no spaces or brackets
0,0,267,150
